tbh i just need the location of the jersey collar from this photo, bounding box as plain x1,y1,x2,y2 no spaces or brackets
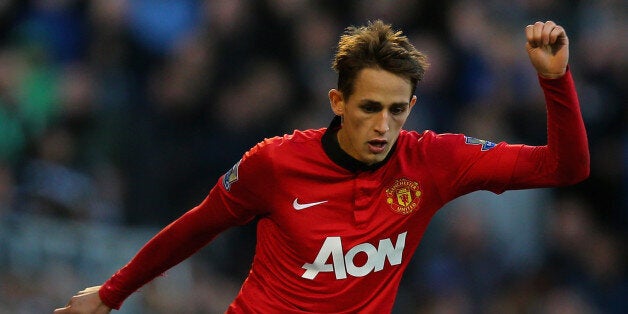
321,116,396,172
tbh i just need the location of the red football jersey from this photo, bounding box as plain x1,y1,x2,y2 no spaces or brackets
99,70,588,313
218,122,519,313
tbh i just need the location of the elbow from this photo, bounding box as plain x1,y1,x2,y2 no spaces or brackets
569,164,590,185
575,153,591,183
556,158,590,186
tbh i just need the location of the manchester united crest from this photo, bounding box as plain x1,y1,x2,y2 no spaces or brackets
385,178,422,215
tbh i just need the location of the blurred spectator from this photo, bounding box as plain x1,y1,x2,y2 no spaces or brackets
126,0,201,57
15,0,87,64
0,162,15,217
286,4,341,130
19,125,94,219
413,204,508,313
538,287,599,314
543,195,628,313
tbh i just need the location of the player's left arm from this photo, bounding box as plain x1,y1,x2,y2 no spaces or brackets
508,21,589,188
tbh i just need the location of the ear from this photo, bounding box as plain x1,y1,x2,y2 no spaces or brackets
328,89,344,116
409,95,417,110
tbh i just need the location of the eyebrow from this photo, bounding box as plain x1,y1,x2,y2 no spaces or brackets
358,99,409,107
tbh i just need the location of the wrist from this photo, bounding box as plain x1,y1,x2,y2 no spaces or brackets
99,282,123,310
538,66,568,79
539,72,565,79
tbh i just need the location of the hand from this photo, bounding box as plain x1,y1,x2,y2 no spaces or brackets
525,21,569,79
53,286,112,314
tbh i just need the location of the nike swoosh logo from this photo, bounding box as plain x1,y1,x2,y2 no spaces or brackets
293,198,328,210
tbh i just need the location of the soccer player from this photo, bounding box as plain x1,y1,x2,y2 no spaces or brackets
54,20,588,313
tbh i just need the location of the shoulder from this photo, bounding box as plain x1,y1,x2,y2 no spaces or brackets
400,129,493,145
243,128,326,161
225,128,325,189
397,129,464,147
396,130,490,160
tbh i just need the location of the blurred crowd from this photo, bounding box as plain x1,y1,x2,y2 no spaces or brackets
0,0,625,313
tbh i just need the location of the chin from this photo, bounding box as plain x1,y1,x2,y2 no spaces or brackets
364,156,385,165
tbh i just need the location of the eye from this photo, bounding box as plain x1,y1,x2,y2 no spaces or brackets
390,105,407,115
360,102,382,113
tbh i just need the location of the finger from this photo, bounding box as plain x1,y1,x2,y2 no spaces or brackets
526,21,545,48
53,306,69,313
549,25,566,45
533,21,544,46
525,24,535,47
541,20,557,46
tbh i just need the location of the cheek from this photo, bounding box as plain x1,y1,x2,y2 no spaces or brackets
390,115,408,129
346,114,368,130
351,123,370,140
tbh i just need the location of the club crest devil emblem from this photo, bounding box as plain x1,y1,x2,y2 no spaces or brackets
385,178,422,215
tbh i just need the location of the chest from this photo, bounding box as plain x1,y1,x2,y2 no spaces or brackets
262,164,440,254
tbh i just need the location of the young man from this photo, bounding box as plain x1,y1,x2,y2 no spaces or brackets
55,20,588,313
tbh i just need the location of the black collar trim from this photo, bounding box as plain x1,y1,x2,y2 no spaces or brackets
321,116,395,172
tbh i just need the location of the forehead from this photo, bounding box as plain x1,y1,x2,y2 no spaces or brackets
351,68,413,103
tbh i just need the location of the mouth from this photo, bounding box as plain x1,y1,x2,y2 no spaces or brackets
367,139,388,154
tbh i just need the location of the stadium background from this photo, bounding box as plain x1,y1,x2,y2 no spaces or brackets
0,0,625,313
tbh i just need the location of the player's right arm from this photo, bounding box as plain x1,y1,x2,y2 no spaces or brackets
55,185,256,311
52,196,231,312
53,286,111,314
54,140,275,311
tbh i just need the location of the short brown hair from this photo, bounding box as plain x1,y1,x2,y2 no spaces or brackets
332,20,429,100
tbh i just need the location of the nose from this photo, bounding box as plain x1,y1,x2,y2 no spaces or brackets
374,111,390,134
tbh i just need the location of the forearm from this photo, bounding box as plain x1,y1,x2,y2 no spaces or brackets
510,68,590,188
99,188,239,310
542,67,590,181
